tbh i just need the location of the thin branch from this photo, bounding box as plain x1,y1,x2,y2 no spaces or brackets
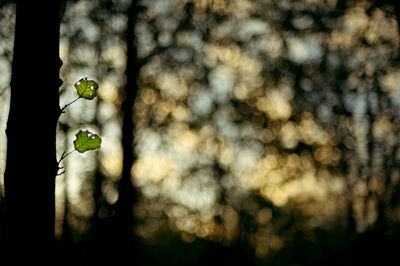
60,95,81,114
56,149,76,176
0,86,9,97
56,168,65,176
57,149,76,164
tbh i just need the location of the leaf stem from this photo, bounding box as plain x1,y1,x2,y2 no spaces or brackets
60,95,82,113
56,149,77,176
57,149,76,166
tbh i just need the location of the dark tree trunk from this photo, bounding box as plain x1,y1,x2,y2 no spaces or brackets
3,1,62,264
85,3,142,264
118,0,138,231
110,0,141,262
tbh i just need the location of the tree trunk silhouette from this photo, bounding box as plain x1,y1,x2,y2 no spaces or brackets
105,1,141,263
3,1,62,264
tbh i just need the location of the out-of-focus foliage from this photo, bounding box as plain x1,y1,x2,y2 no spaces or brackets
1,0,400,264
130,0,400,258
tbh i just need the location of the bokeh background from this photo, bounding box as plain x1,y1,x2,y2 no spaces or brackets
1,0,400,265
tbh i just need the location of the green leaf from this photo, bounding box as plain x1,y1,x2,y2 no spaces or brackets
73,130,102,153
74,77,99,100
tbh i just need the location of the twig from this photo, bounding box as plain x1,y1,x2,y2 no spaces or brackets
56,149,76,176
60,95,81,114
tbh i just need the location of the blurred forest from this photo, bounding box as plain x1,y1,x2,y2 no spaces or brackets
1,0,400,265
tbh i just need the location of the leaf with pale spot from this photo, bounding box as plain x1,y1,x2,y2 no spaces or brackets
74,77,99,100
73,130,101,153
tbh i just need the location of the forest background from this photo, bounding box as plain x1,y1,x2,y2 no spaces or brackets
1,0,400,265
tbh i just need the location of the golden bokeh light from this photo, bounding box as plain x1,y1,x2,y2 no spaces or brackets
256,90,292,121
132,152,175,185
98,80,121,104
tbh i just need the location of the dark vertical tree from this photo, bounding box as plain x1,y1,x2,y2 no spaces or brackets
3,1,63,264
111,0,141,261
88,1,142,264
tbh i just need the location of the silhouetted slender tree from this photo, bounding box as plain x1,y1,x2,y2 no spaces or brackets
111,1,140,262
3,1,63,264
86,1,142,264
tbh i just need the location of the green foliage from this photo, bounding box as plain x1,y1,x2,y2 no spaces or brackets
73,130,102,153
74,77,99,100
57,78,101,175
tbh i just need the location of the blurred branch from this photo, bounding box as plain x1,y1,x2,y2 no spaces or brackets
0,86,8,97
